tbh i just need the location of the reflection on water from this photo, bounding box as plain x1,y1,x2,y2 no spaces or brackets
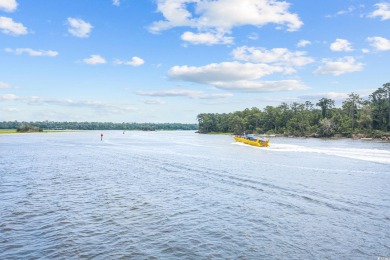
1,131,389,259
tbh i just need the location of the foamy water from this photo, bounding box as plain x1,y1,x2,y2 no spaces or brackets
266,142,390,164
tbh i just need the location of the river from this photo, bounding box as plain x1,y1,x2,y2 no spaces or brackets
0,131,389,259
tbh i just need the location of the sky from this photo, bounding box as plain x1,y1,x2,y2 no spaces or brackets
0,0,389,123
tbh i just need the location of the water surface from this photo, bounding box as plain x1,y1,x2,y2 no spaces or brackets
1,131,389,259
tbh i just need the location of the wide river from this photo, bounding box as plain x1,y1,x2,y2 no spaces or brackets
1,131,389,259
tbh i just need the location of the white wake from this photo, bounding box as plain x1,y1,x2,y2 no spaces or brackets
268,143,390,164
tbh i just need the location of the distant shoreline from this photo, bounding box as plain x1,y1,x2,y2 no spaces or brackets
0,129,79,135
2,129,389,142
0,129,197,135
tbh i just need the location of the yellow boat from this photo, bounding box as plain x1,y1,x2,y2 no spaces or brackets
234,135,270,147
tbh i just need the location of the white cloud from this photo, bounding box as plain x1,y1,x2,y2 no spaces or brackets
181,31,233,45
149,0,195,32
41,99,138,113
248,32,259,40
168,62,284,83
232,46,314,68
140,98,166,105
149,0,303,44
114,56,145,66
136,89,204,98
0,81,13,89
0,16,28,35
335,6,355,16
112,0,120,6
0,93,137,113
0,0,17,12
200,93,234,99
361,48,370,53
0,93,19,101
67,17,93,38
369,3,390,20
135,89,233,99
314,56,364,76
299,92,350,101
47,99,137,112
5,48,58,57
367,36,390,51
167,61,308,92
297,39,311,48
3,107,21,112
211,79,308,92
325,6,356,18
330,39,353,52
83,54,106,65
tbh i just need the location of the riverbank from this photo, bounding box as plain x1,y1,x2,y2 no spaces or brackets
199,131,390,142
0,129,75,135
0,129,17,134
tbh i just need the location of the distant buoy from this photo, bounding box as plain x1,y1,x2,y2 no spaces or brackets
101,133,103,141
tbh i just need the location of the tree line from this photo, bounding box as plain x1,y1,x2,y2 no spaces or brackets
0,121,198,131
197,83,390,138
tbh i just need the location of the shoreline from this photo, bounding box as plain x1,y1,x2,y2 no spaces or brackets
202,132,390,142
0,129,83,135
2,129,390,142
0,129,197,136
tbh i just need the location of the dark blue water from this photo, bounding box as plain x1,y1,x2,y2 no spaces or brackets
1,131,389,259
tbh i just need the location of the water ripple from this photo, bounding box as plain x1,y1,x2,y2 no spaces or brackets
1,131,389,259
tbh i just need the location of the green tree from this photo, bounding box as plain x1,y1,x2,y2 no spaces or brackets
342,93,362,133
370,83,390,130
358,103,373,130
318,118,336,137
229,115,245,134
316,98,335,119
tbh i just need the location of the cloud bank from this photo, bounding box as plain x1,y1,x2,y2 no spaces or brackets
149,0,303,45
135,89,233,99
167,61,308,92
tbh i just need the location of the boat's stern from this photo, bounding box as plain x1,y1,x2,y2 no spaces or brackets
258,139,270,147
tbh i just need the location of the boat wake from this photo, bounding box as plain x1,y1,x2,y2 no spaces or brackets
268,143,390,165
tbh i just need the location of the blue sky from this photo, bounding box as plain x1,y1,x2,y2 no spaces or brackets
0,0,389,123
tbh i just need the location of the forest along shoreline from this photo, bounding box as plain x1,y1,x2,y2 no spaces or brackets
2,83,390,141
196,83,390,142
199,131,390,142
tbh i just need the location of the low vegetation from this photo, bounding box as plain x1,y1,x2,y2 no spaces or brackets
0,129,17,134
16,124,43,133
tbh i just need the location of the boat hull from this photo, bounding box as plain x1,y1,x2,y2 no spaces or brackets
234,136,270,147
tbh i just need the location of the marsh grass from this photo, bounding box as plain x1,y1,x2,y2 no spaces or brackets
0,129,17,134
0,129,66,134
